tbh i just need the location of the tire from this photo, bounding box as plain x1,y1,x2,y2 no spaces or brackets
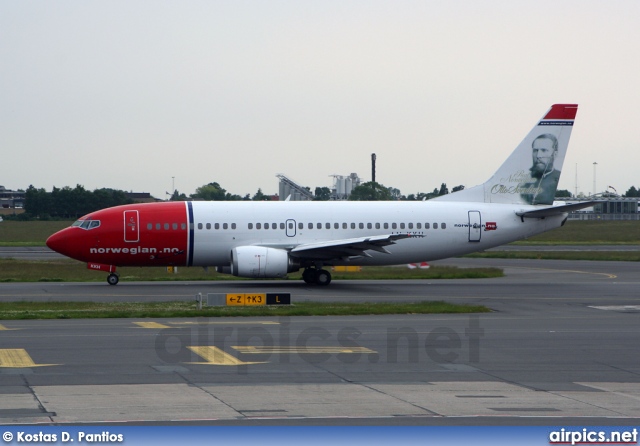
315,269,332,286
302,269,315,284
107,273,119,285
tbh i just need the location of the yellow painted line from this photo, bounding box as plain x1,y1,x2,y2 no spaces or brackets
171,321,279,326
0,349,58,368
0,324,18,331
233,346,377,354
134,322,171,329
187,346,266,366
504,265,617,279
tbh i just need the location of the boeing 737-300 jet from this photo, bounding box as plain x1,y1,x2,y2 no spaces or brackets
46,104,594,286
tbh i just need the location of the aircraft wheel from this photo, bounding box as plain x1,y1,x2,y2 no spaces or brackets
302,269,315,284
107,273,119,286
315,269,332,286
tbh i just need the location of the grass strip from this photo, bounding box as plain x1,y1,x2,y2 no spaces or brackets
465,251,640,261
0,259,503,283
0,301,490,320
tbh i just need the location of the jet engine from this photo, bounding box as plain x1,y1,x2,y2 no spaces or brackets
230,246,300,278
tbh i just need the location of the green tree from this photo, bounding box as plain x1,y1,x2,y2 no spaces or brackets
252,188,270,201
314,187,331,201
191,182,228,201
555,189,572,198
624,186,639,197
349,182,392,201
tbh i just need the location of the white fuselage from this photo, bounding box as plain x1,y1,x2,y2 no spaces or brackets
188,200,565,267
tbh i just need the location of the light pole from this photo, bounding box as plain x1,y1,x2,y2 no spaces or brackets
592,162,597,197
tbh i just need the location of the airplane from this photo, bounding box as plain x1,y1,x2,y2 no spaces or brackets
46,104,595,286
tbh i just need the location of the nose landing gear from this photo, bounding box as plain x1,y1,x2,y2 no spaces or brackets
107,273,120,286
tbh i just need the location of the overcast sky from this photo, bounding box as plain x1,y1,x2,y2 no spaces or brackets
2,1,639,199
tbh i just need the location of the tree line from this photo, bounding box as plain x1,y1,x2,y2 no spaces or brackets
10,180,634,221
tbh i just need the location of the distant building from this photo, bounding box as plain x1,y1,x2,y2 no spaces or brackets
565,197,640,221
125,192,159,203
276,175,314,201
330,173,361,200
0,186,25,209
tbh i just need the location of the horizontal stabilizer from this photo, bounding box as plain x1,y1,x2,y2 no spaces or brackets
516,201,598,219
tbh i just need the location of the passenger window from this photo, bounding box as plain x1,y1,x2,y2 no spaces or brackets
206,223,211,230
308,223,313,229
156,223,161,230
375,223,380,229
181,223,186,230
317,223,322,229
248,223,253,230
197,223,203,230
288,222,294,229
425,223,430,229
164,223,170,230
359,223,364,229
408,223,413,229
441,222,446,229
257,223,262,229
281,223,286,230
351,223,356,229
172,223,178,230
417,223,422,229
384,223,388,229
273,223,277,229
343,223,347,229
400,223,405,229
392,223,397,229
298,223,303,230
147,223,152,230
264,223,269,229
232,223,236,229
325,223,330,229
334,223,339,229
223,223,229,229
433,223,438,229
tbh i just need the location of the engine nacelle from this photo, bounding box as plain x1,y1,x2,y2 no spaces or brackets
231,246,300,278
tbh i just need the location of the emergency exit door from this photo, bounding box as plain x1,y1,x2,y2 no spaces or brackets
124,210,140,242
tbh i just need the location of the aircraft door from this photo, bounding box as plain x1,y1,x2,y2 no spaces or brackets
285,219,296,237
124,210,140,243
468,211,481,242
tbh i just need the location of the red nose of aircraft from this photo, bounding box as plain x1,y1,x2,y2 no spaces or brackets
46,228,83,261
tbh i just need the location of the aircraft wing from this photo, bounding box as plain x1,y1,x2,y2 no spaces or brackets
516,201,599,219
288,233,420,260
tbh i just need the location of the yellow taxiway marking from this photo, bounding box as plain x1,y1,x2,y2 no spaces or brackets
187,346,266,366
233,346,377,354
0,349,59,368
173,321,279,326
505,265,617,279
134,322,172,329
0,324,18,331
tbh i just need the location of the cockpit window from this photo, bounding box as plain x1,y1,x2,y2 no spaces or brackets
76,219,101,230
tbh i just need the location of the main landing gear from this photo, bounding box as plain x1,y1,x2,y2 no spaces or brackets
302,268,332,286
